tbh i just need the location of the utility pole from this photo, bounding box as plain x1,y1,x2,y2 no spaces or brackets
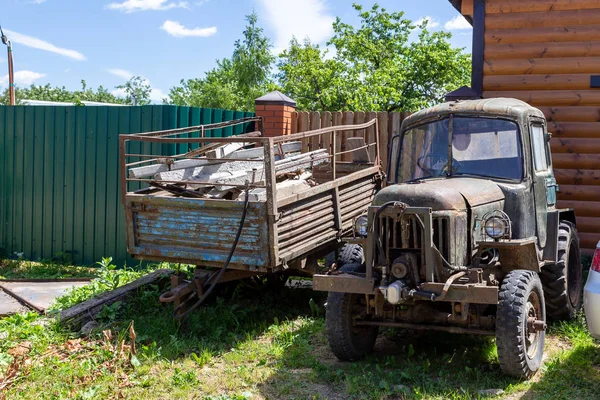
1,26,15,105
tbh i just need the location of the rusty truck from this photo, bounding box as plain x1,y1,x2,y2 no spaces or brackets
313,98,583,378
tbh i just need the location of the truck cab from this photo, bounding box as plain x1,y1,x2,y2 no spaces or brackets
314,98,583,378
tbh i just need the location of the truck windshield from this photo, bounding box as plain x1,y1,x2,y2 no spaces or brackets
396,117,523,182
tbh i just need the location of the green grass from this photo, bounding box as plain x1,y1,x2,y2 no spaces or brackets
1,258,600,399
0,257,97,280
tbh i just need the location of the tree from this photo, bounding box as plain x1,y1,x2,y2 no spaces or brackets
0,80,126,105
167,13,275,111
277,3,471,112
277,38,347,111
116,76,152,106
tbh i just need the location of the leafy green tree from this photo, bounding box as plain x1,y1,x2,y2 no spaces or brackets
277,38,347,111
278,3,471,112
0,80,126,105
167,13,275,111
116,76,152,106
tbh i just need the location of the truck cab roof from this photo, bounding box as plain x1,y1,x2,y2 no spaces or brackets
403,98,546,128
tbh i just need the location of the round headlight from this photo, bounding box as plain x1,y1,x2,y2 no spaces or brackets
485,217,507,239
354,215,368,237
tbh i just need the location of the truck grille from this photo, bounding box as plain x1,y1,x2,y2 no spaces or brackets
378,215,449,263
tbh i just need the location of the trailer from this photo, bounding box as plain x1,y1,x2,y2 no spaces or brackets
119,117,383,317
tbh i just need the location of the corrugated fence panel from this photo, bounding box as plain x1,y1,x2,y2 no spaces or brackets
0,105,254,266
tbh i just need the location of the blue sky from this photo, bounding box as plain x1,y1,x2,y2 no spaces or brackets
1,0,472,102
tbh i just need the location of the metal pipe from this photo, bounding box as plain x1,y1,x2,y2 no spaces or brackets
353,320,494,336
1,26,15,105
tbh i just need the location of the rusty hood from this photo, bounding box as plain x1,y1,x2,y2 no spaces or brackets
373,178,504,211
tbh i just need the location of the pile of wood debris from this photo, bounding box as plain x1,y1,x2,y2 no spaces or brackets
128,139,329,202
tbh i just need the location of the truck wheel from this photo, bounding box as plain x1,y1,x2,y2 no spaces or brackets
325,244,364,269
325,263,378,360
496,270,546,379
540,221,582,320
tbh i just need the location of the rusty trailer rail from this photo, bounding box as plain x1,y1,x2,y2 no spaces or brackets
119,116,383,273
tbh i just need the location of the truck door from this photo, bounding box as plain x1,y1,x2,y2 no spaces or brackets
530,121,553,248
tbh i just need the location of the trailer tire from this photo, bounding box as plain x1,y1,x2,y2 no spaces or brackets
325,244,364,269
540,221,582,321
325,263,377,361
496,270,546,379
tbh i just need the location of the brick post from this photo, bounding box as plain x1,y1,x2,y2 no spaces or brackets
254,91,297,137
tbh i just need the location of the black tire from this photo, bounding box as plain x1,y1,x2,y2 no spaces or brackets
496,270,546,379
325,244,364,269
540,221,582,320
325,263,378,361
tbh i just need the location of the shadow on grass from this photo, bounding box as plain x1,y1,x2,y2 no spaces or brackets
114,280,324,362
256,308,522,399
519,342,600,400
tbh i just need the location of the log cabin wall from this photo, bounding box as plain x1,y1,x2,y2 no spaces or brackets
456,0,600,254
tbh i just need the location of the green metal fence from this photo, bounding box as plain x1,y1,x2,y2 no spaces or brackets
0,105,255,266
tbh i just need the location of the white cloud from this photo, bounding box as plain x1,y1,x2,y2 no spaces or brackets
107,68,133,80
414,16,440,29
160,20,217,38
107,0,188,13
0,70,46,86
31,0,47,4
445,15,472,30
3,29,86,61
257,0,334,52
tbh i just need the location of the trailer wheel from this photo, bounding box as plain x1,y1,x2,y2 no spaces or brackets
496,270,546,379
325,244,364,269
325,263,378,361
540,221,582,320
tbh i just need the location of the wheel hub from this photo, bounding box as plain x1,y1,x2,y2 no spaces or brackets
525,292,543,359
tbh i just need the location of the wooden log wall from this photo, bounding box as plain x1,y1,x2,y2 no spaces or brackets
290,111,410,174
477,0,600,253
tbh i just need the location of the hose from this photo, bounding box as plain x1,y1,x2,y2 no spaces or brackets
174,181,251,320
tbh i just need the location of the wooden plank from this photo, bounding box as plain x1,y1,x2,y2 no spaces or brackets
547,121,600,138
332,112,343,162
299,111,310,153
291,112,298,134
555,169,600,186
486,9,600,30
486,25,600,45
377,112,389,172
557,199,600,217
346,137,371,163
553,153,600,169
556,184,600,202
310,111,321,151
461,0,474,17
342,111,355,162
365,112,377,162
574,216,600,233
486,0,600,14
389,112,402,179
539,106,600,122
321,111,332,155
550,138,600,154
579,232,600,252
485,41,600,60
483,90,600,106
59,269,173,327
484,57,600,75
484,74,598,91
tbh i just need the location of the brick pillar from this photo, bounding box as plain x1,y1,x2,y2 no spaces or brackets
254,90,296,137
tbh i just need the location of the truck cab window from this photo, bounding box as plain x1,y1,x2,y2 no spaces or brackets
531,124,549,172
